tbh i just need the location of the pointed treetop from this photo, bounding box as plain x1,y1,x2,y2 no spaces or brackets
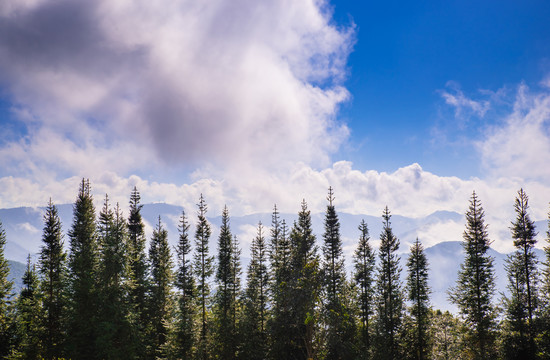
327,186,335,207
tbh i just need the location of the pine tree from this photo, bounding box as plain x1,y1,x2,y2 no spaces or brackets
449,191,497,360
500,189,540,359
38,199,67,360
96,197,132,359
375,206,404,360
406,238,431,360
539,206,550,357
66,179,99,359
172,209,196,359
267,206,293,359
231,234,242,355
147,217,174,358
354,219,376,359
12,255,42,359
0,220,14,358
126,186,149,357
288,199,321,359
213,206,237,359
241,222,269,360
194,194,214,360
322,187,355,359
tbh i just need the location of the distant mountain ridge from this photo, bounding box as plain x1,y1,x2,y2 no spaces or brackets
1,204,548,311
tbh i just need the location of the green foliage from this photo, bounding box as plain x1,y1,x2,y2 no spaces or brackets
96,197,133,360
241,222,269,360
321,187,356,360
267,205,293,359
449,191,497,360
171,209,196,359
288,199,321,359
126,186,149,357
193,194,214,360
374,206,404,360
12,255,42,359
430,310,465,360
213,206,241,359
66,179,99,359
148,217,174,358
353,219,376,359
38,199,67,360
0,219,15,357
406,238,431,360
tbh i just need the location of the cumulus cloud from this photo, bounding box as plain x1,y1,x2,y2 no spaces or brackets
0,0,353,182
479,83,550,182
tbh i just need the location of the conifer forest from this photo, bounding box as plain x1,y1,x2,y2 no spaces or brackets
2,180,550,360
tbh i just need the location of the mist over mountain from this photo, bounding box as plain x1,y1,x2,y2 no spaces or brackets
1,203,547,311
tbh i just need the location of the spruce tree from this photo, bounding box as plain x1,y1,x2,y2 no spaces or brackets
288,199,321,359
13,255,42,359
38,199,67,360
194,194,214,360
172,209,196,359
66,179,99,359
213,205,238,359
268,206,293,359
375,206,404,360
353,219,376,359
449,191,496,360
96,197,132,359
540,207,550,357
241,222,269,360
126,186,149,357
406,237,431,360
501,189,539,359
147,217,174,358
0,220,14,358
322,187,355,359
231,234,242,354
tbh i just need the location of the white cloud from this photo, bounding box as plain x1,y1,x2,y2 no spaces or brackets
440,82,491,121
479,83,550,182
0,0,353,183
2,160,548,254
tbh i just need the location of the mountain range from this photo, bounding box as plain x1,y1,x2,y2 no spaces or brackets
2,203,547,312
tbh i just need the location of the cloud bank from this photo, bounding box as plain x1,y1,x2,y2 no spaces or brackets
0,0,353,180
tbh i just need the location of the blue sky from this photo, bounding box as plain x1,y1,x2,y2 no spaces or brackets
0,0,550,251
331,0,550,177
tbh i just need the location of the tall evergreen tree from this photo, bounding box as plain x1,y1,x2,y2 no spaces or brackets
66,179,99,359
96,197,132,360
194,194,214,360
241,222,269,360
268,206,293,359
375,206,404,360
406,237,431,360
322,187,355,359
214,205,238,359
353,219,376,359
231,234,242,355
38,199,67,360
449,191,497,360
147,217,174,358
0,220,14,358
126,186,149,357
172,209,196,359
501,189,540,359
12,255,42,359
288,199,321,359
539,207,550,357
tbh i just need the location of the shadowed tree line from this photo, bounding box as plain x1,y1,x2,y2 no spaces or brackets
1,181,550,359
